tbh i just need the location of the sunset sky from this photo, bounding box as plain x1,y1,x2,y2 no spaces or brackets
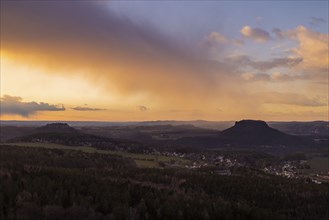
1,0,328,121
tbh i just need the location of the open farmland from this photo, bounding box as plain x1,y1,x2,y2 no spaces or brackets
3,142,191,168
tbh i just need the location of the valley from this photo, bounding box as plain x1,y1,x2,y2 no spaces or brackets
1,120,328,219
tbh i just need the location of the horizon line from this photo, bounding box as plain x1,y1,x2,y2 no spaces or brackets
0,119,328,123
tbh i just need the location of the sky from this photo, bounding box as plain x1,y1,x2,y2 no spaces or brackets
0,0,328,122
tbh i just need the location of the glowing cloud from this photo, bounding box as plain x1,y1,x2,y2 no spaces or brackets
203,32,229,45
289,26,328,72
241,26,271,42
258,92,327,107
0,1,327,121
201,32,244,50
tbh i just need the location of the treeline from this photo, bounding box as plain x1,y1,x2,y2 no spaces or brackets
1,145,328,219
9,132,148,153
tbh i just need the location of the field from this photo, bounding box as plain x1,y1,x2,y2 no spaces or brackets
307,157,329,173
2,142,191,168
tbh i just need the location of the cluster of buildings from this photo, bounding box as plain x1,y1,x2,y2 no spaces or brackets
263,161,329,184
152,150,329,184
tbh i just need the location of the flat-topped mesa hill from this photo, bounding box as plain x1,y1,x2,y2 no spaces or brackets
220,120,310,146
34,123,78,133
10,123,96,144
222,120,274,137
8,123,147,152
171,119,313,149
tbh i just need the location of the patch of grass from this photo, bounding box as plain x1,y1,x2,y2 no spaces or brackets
308,157,329,173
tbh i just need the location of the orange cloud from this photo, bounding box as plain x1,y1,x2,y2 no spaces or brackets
0,1,327,121
0,1,235,111
257,92,327,107
290,26,328,72
241,26,271,42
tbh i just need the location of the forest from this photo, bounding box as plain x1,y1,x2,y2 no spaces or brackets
1,145,328,220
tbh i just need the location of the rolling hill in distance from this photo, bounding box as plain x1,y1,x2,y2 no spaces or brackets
1,1,328,219
1,121,328,219
1,119,328,134
1,120,325,153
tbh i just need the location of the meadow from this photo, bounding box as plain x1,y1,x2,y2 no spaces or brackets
3,142,191,168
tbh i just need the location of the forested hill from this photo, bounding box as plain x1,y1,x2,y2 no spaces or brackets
1,145,328,219
34,123,79,133
8,123,147,153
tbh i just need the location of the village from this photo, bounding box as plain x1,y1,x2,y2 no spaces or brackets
152,150,329,184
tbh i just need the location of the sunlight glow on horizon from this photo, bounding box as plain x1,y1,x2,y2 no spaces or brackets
0,1,328,122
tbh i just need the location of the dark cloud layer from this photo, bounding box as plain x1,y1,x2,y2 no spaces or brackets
137,106,148,112
228,55,303,71
0,95,65,117
72,106,106,111
242,72,309,82
310,16,326,26
0,0,214,105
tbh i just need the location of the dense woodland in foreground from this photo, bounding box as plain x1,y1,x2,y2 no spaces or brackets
1,145,328,220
